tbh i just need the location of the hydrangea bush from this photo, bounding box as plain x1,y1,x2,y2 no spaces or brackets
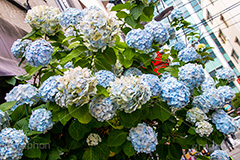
1,1,238,160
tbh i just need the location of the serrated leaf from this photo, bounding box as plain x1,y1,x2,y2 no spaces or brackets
102,48,116,65
48,147,61,160
68,120,88,141
116,11,128,19
107,130,128,147
57,109,72,126
68,105,92,124
130,3,145,20
62,36,75,44
94,143,110,160
0,101,16,111
96,85,109,97
111,2,130,11
68,41,80,49
125,16,137,28
22,30,37,40
24,147,41,158
124,48,135,60
82,148,98,160
168,143,182,159
60,47,85,65
123,141,135,157
196,137,207,146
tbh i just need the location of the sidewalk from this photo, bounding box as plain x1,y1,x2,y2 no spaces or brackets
221,132,240,159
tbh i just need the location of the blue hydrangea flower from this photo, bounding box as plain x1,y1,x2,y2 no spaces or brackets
178,47,201,63
237,119,240,128
217,86,235,102
112,60,123,77
11,39,32,58
170,9,183,20
25,39,53,67
56,61,74,70
59,8,82,28
0,110,11,131
178,63,205,90
25,5,61,35
216,67,236,82
79,6,119,51
210,150,229,160
195,121,213,137
95,70,116,88
89,96,117,122
5,84,40,111
28,109,53,134
160,76,190,109
212,110,237,134
108,76,151,113
39,75,62,102
160,72,171,82
168,27,176,40
140,74,161,96
57,67,98,107
173,41,186,51
201,77,216,92
186,107,207,124
123,67,142,77
126,29,153,51
144,21,169,44
192,95,211,113
127,123,158,154
0,128,28,160
204,89,225,110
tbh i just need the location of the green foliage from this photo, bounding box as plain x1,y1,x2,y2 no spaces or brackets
232,92,240,109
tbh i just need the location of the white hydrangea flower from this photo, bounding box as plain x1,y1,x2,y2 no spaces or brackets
195,121,213,137
108,76,151,113
86,133,102,146
186,107,208,124
57,67,98,107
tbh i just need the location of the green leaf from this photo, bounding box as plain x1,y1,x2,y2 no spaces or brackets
96,85,109,97
95,57,112,71
32,133,51,144
124,48,136,60
60,47,85,65
65,155,78,160
0,101,16,111
168,143,182,159
111,2,130,11
28,65,42,75
5,77,16,85
123,58,133,68
188,127,196,135
119,110,140,125
94,143,110,160
14,118,28,130
107,130,128,147
22,30,37,40
116,11,128,19
24,147,41,158
143,6,154,18
196,136,207,146
138,54,152,67
123,141,135,157
196,155,211,160
47,102,61,112
82,147,98,160
48,147,61,160
125,16,137,28
68,41,80,49
11,105,25,123
102,48,117,65
149,102,171,122
122,27,132,35
62,36,75,44
68,105,92,124
130,3,145,20
68,120,88,141
161,54,169,61
57,109,72,126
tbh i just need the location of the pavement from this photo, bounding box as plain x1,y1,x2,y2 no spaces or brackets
221,131,240,159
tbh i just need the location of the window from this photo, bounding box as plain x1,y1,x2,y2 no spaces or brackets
218,29,226,43
220,14,229,28
206,10,213,23
55,0,70,11
231,49,239,62
235,37,240,46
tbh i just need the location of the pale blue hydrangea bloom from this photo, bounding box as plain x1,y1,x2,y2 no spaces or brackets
11,39,32,58
57,67,98,107
201,77,216,92
140,74,161,96
216,67,236,82
195,121,213,137
212,110,237,134
178,47,201,63
204,88,225,110
178,63,205,90
79,6,119,51
54,91,67,108
126,29,153,51
173,41,186,51
108,76,151,113
0,110,11,131
210,150,229,160
0,128,28,160
168,27,176,40
5,84,40,111
112,60,123,77
160,72,171,82
86,133,102,146
39,75,62,102
56,61,74,70
127,123,158,154
144,21,169,44
192,95,211,113
160,76,190,109
95,70,116,88
59,8,82,28
170,9,183,20
169,62,180,66
25,39,53,67
25,5,61,35
123,67,142,77
217,86,235,102
237,119,240,128
89,96,117,122
186,107,208,124
28,109,53,134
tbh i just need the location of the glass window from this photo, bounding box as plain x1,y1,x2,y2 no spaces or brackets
218,29,226,43
233,68,240,77
231,49,239,62
223,53,231,62
219,47,226,54
220,14,229,28
206,10,213,23
235,37,240,46
228,61,235,68
209,70,216,77
210,52,216,58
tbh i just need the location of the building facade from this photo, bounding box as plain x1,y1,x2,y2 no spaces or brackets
157,0,240,92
